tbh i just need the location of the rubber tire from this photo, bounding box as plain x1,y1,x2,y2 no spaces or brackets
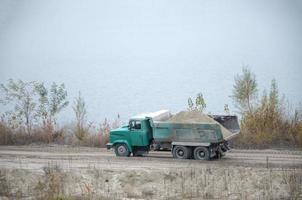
172,146,191,159
114,144,130,157
193,146,210,160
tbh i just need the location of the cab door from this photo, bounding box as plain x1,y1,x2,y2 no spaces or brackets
129,120,145,146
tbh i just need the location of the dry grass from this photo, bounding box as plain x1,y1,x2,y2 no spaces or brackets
0,122,13,145
0,117,114,147
0,122,66,145
34,164,66,200
0,169,10,197
233,115,302,149
0,165,302,199
232,96,302,149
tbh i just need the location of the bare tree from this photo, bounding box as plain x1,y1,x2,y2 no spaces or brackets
73,92,87,140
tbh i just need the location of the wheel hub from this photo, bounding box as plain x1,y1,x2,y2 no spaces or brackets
177,150,184,156
199,151,205,157
118,146,126,153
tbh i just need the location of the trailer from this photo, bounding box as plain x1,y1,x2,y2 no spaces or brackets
106,110,240,160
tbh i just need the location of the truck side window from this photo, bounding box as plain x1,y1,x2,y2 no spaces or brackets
130,120,141,130
134,121,141,129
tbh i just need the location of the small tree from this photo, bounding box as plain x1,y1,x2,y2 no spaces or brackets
73,92,87,140
187,97,194,111
99,118,111,146
195,93,206,112
35,83,49,126
232,67,257,114
269,79,279,113
0,79,36,135
35,82,69,127
224,104,230,115
187,93,206,112
49,83,69,123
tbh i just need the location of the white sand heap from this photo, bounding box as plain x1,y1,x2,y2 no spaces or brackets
131,110,172,121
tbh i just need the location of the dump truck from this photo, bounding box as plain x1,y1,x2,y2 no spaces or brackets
106,110,240,160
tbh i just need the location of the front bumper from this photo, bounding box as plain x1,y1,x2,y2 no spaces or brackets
106,143,113,150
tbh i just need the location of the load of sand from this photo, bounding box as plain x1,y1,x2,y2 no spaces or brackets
167,111,236,140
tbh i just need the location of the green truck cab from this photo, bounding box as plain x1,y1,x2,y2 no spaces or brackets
107,119,153,156
107,111,240,160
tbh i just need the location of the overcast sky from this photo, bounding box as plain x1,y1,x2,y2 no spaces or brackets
0,0,301,122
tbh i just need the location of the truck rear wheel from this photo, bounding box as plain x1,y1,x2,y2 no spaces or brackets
193,146,210,160
114,144,130,157
172,146,191,159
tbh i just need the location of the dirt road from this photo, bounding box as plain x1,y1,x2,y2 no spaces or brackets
0,145,301,171
1,145,302,199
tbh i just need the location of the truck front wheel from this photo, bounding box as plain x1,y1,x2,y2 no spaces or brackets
172,146,191,159
193,146,210,160
114,144,130,157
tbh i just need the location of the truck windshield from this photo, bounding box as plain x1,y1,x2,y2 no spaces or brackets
130,120,141,130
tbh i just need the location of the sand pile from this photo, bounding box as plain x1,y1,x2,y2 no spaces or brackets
168,111,214,124
167,111,234,140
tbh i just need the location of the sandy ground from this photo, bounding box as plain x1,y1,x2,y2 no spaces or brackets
0,145,301,171
0,146,302,199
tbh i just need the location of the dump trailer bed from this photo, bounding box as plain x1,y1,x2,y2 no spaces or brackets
151,122,224,144
150,115,240,151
